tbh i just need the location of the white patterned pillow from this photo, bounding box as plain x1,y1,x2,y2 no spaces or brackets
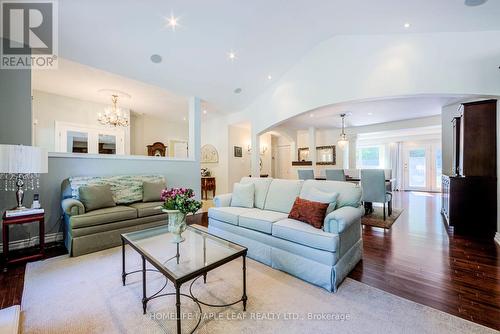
69,175,166,204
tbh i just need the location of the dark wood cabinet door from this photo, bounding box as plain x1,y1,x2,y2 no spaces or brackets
461,100,497,177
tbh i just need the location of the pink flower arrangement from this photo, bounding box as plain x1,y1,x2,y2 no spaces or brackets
161,187,202,215
160,187,194,200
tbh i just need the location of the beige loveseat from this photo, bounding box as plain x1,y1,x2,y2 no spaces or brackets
61,175,167,256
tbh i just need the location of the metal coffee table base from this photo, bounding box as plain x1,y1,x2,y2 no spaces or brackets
121,238,248,334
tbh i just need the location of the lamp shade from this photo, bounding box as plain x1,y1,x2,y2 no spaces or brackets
0,145,48,174
337,139,349,150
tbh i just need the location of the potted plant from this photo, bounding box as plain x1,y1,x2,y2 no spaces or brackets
160,188,202,243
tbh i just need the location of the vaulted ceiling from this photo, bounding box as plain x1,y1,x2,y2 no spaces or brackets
58,0,500,113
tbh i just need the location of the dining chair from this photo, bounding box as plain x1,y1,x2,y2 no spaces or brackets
360,169,392,220
325,169,346,181
297,169,315,180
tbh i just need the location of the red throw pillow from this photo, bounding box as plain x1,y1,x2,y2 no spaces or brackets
288,197,329,229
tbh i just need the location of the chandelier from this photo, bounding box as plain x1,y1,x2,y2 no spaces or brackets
98,95,129,127
337,113,349,150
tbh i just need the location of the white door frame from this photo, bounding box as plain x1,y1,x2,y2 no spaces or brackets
403,140,441,192
169,139,188,158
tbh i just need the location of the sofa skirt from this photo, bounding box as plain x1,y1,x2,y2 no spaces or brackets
208,220,362,292
64,215,167,257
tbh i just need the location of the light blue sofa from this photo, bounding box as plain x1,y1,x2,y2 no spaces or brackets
208,177,364,292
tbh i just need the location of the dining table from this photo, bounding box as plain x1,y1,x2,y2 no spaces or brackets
314,176,395,184
314,177,396,215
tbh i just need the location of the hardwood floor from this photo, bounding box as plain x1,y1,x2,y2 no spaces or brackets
349,191,500,330
0,243,67,309
1,192,499,330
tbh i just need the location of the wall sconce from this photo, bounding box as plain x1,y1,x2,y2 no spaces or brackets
246,144,268,155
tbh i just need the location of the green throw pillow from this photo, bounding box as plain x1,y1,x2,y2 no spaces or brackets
78,185,116,212
143,181,166,202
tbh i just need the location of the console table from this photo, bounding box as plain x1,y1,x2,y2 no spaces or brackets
2,212,45,270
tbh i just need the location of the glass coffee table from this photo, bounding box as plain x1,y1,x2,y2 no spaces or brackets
121,225,248,334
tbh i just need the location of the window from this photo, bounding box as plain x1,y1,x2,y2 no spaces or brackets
356,145,385,169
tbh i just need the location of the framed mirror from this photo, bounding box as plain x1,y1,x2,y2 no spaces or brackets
316,145,336,165
298,147,310,162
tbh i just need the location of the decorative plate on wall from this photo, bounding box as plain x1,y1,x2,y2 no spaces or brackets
201,144,219,163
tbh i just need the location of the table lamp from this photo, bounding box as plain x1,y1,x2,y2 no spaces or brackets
0,145,48,210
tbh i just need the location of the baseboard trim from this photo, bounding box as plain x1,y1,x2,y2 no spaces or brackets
0,232,63,253
495,232,500,247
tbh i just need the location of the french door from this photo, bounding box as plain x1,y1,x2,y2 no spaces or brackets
403,140,441,192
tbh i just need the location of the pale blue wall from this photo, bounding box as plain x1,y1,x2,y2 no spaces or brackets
40,157,201,238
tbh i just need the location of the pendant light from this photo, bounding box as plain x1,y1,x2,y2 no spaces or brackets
337,113,349,150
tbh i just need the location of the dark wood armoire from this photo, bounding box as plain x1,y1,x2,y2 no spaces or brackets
441,99,497,236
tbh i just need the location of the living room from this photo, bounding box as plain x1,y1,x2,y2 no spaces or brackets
1,1,499,333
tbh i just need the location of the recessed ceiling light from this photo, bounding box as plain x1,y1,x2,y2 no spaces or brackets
267,75,272,80
368,112,373,115
150,54,162,63
234,88,242,94
228,51,237,61
202,109,207,115
404,22,411,29
465,0,488,6
183,117,187,121
165,13,179,31
309,113,314,118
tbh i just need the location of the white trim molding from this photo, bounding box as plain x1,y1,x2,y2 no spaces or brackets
48,152,194,162
0,232,63,253
495,232,500,247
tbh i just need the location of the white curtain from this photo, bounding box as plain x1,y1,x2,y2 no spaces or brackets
390,142,404,191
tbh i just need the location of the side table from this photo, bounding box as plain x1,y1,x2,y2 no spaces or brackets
201,177,216,200
2,212,45,270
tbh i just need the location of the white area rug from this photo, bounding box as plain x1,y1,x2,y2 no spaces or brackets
21,244,495,334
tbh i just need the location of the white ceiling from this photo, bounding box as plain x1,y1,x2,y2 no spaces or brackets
33,58,193,121
57,0,500,114
281,95,471,130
